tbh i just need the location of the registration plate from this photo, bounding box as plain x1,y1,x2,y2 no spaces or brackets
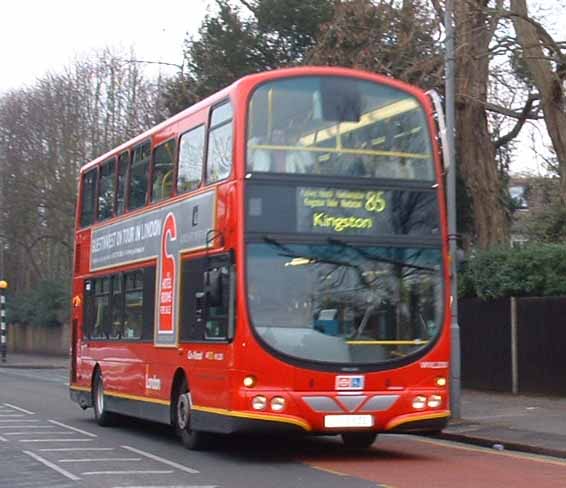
324,414,374,428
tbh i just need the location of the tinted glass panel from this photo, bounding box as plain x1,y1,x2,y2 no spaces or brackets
207,104,233,182
124,270,144,339
247,77,434,180
116,151,129,215
177,126,205,193
151,140,176,202
97,158,116,221
128,142,150,210
247,243,442,365
80,169,97,227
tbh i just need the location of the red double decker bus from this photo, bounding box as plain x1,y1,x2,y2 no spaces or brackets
70,66,450,449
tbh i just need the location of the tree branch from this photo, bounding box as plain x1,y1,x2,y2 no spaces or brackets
495,94,540,148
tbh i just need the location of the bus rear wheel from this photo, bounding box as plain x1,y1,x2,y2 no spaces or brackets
174,379,211,450
93,369,115,426
341,432,377,448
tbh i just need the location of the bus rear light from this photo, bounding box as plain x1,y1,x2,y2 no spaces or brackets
427,395,442,408
435,376,447,387
270,396,286,412
243,375,257,387
252,395,267,410
412,395,427,410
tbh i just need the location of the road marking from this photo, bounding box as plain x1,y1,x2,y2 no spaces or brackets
48,419,97,437
309,464,348,477
5,431,74,436
59,457,142,463
83,470,175,475
3,402,35,414
122,446,200,474
0,419,39,423
0,425,57,429
0,414,24,417
0,435,7,442
23,450,81,481
40,447,115,452
20,438,93,443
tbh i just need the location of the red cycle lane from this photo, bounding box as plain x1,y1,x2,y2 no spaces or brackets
302,435,566,488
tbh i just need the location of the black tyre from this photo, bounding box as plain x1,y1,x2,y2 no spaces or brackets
341,432,377,448
174,378,212,450
93,369,115,426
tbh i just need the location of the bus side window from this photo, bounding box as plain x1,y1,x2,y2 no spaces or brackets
151,139,176,203
116,151,129,215
203,260,234,340
177,125,205,194
80,168,97,227
206,102,233,183
83,279,95,339
128,141,151,211
97,157,116,221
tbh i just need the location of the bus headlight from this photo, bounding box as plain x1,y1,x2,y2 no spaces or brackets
270,396,286,412
435,377,447,387
412,395,427,409
252,395,267,410
243,375,257,387
427,395,442,408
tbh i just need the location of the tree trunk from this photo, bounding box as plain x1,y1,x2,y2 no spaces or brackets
510,0,566,204
455,0,509,248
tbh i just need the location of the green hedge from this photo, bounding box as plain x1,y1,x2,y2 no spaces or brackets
6,279,69,327
459,244,566,299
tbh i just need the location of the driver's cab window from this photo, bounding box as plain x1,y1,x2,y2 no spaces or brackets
179,253,235,342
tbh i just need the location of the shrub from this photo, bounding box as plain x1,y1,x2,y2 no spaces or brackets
459,244,566,299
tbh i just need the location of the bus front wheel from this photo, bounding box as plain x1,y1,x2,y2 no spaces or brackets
174,379,211,450
341,432,377,448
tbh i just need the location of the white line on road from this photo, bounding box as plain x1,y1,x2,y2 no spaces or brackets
0,425,57,429
3,402,36,414
59,457,142,463
39,447,115,452
20,438,93,443
5,431,76,436
122,445,200,474
83,470,174,475
0,419,39,423
48,419,97,437
112,486,219,488
23,450,81,481
0,435,7,442
0,414,24,417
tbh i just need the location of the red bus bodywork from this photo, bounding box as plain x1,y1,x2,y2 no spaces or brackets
70,67,450,447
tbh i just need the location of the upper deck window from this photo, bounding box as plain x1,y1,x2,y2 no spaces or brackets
80,168,97,227
97,157,116,221
207,102,233,183
128,141,151,210
177,125,205,194
247,76,434,180
116,151,129,216
151,139,176,203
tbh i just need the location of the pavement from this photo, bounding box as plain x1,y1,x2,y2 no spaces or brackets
2,352,566,459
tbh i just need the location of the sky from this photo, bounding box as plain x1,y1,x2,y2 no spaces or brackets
0,0,562,175
0,0,212,93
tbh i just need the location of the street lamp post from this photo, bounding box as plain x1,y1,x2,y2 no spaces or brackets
445,0,461,418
